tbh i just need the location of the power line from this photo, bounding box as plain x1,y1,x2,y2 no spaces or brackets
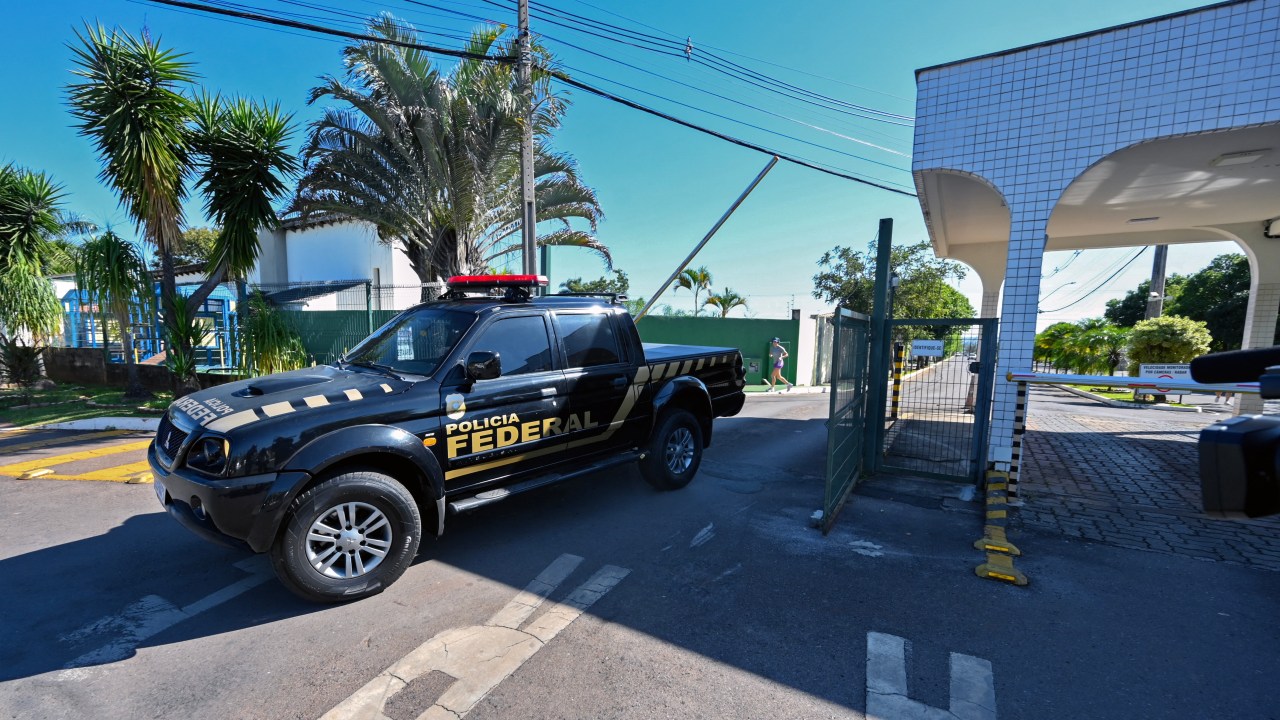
1040,247,1149,314
525,0,914,118
547,70,916,196
455,0,914,125
142,0,515,61
138,0,917,196
548,44,911,173
550,0,916,104
528,0,914,124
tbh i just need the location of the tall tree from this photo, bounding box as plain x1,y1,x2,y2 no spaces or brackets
560,269,629,294
1104,276,1185,327
813,240,972,320
292,17,607,289
68,26,297,393
171,226,221,267
704,287,748,318
1166,254,1254,352
672,266,713,317
75,231,154,398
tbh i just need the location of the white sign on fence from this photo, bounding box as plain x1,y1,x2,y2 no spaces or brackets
911,339,944,358
1139,363,1192,392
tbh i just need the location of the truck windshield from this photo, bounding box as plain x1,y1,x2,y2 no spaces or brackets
343,307,475,377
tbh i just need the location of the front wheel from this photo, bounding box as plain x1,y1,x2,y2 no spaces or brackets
640,409,703,491
270,470,422,603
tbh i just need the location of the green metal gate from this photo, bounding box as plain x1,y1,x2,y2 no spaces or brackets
821,308,872,534
874,318,997,482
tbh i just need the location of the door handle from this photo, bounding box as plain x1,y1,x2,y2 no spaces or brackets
611,377,627,388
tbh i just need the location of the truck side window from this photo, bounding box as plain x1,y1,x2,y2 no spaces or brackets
558,313,622,367
471,316,553,376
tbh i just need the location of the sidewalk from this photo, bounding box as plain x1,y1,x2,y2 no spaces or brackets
1014,386,1280,571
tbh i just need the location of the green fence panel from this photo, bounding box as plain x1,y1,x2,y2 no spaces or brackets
635,316,800,384
285,310,399,366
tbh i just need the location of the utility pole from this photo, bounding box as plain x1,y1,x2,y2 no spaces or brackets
517,0,537,276
1145,244,1169,320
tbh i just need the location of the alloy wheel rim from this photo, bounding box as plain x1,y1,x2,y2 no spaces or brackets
664,427,695,474
305,501,393,579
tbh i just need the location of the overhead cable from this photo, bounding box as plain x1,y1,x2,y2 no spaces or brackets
1040,247,1149,313
139,0,916,196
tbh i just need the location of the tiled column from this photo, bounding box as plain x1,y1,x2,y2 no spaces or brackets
988,206,1049,468
950,243,1007,320
1234,224,1280,415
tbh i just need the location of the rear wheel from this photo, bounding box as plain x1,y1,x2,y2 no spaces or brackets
270,470,421,603
640,409,703,491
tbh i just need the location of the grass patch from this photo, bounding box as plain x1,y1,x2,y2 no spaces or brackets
0,383,172,427
1066,384,1195,407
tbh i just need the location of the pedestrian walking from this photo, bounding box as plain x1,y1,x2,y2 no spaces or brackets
765,338,793,392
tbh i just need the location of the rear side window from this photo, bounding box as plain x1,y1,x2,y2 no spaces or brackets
470,315,553,376
558,313,622,367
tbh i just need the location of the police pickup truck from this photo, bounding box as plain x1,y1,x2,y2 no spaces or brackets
149,275,745,602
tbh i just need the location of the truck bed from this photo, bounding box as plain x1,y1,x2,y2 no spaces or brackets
641,342,739,363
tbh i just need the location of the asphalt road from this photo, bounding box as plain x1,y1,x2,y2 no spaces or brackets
2,396,1279,719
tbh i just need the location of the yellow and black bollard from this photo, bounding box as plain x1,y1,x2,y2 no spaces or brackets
890,342,904,421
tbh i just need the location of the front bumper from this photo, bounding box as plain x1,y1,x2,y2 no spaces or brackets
148,443,310,553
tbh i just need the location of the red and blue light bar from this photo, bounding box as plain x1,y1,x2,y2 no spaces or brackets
446,274,548,288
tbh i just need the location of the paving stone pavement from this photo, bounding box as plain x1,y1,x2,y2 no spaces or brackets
1015,389,1280,571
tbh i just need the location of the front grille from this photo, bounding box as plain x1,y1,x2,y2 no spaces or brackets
156,413,190,464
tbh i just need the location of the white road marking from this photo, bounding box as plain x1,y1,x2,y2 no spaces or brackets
690,522,716,548
320,554,629,720
866,632,997,720
848,539,885,558
55,557,273,678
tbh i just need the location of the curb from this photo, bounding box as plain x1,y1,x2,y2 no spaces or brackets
1051,383,1212,414
745,385,828,396
32,417,160,432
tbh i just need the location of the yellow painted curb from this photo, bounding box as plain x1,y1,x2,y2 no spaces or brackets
125,472,153,484
19,468,53,479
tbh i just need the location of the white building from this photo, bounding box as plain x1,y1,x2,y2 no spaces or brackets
912,0,1280,468
250,216,427,310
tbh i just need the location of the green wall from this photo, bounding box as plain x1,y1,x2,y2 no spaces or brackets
635,316,800,384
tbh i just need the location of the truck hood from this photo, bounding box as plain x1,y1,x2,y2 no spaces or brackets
166,365,410,434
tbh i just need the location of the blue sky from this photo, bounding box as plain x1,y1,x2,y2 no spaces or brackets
3,0,1232,324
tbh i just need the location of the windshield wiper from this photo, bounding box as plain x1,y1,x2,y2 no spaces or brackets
343,359,401,379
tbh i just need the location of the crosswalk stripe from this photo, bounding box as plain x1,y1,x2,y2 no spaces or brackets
0,440,153,477
0,430,131,456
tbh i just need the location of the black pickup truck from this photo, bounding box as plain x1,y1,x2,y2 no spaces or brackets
148,275,745,602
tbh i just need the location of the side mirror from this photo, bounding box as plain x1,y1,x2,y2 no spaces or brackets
466,351,501,382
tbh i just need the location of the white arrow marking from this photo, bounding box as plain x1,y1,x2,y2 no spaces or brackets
866,632,996,720
321,554,629,720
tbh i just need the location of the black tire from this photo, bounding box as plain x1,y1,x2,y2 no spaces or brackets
270,470,422,603
640,409,703,491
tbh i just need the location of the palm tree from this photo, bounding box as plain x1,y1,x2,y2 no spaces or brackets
0,165,66,342
291,16,607,290
67,25,192,336
75,231,154,399
68,26,297,393
672,266,713,316
704,288,748,318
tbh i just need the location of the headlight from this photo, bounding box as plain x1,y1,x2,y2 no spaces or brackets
186,436,230,476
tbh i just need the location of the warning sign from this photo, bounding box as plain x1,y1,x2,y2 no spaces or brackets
1139,363,1191,392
